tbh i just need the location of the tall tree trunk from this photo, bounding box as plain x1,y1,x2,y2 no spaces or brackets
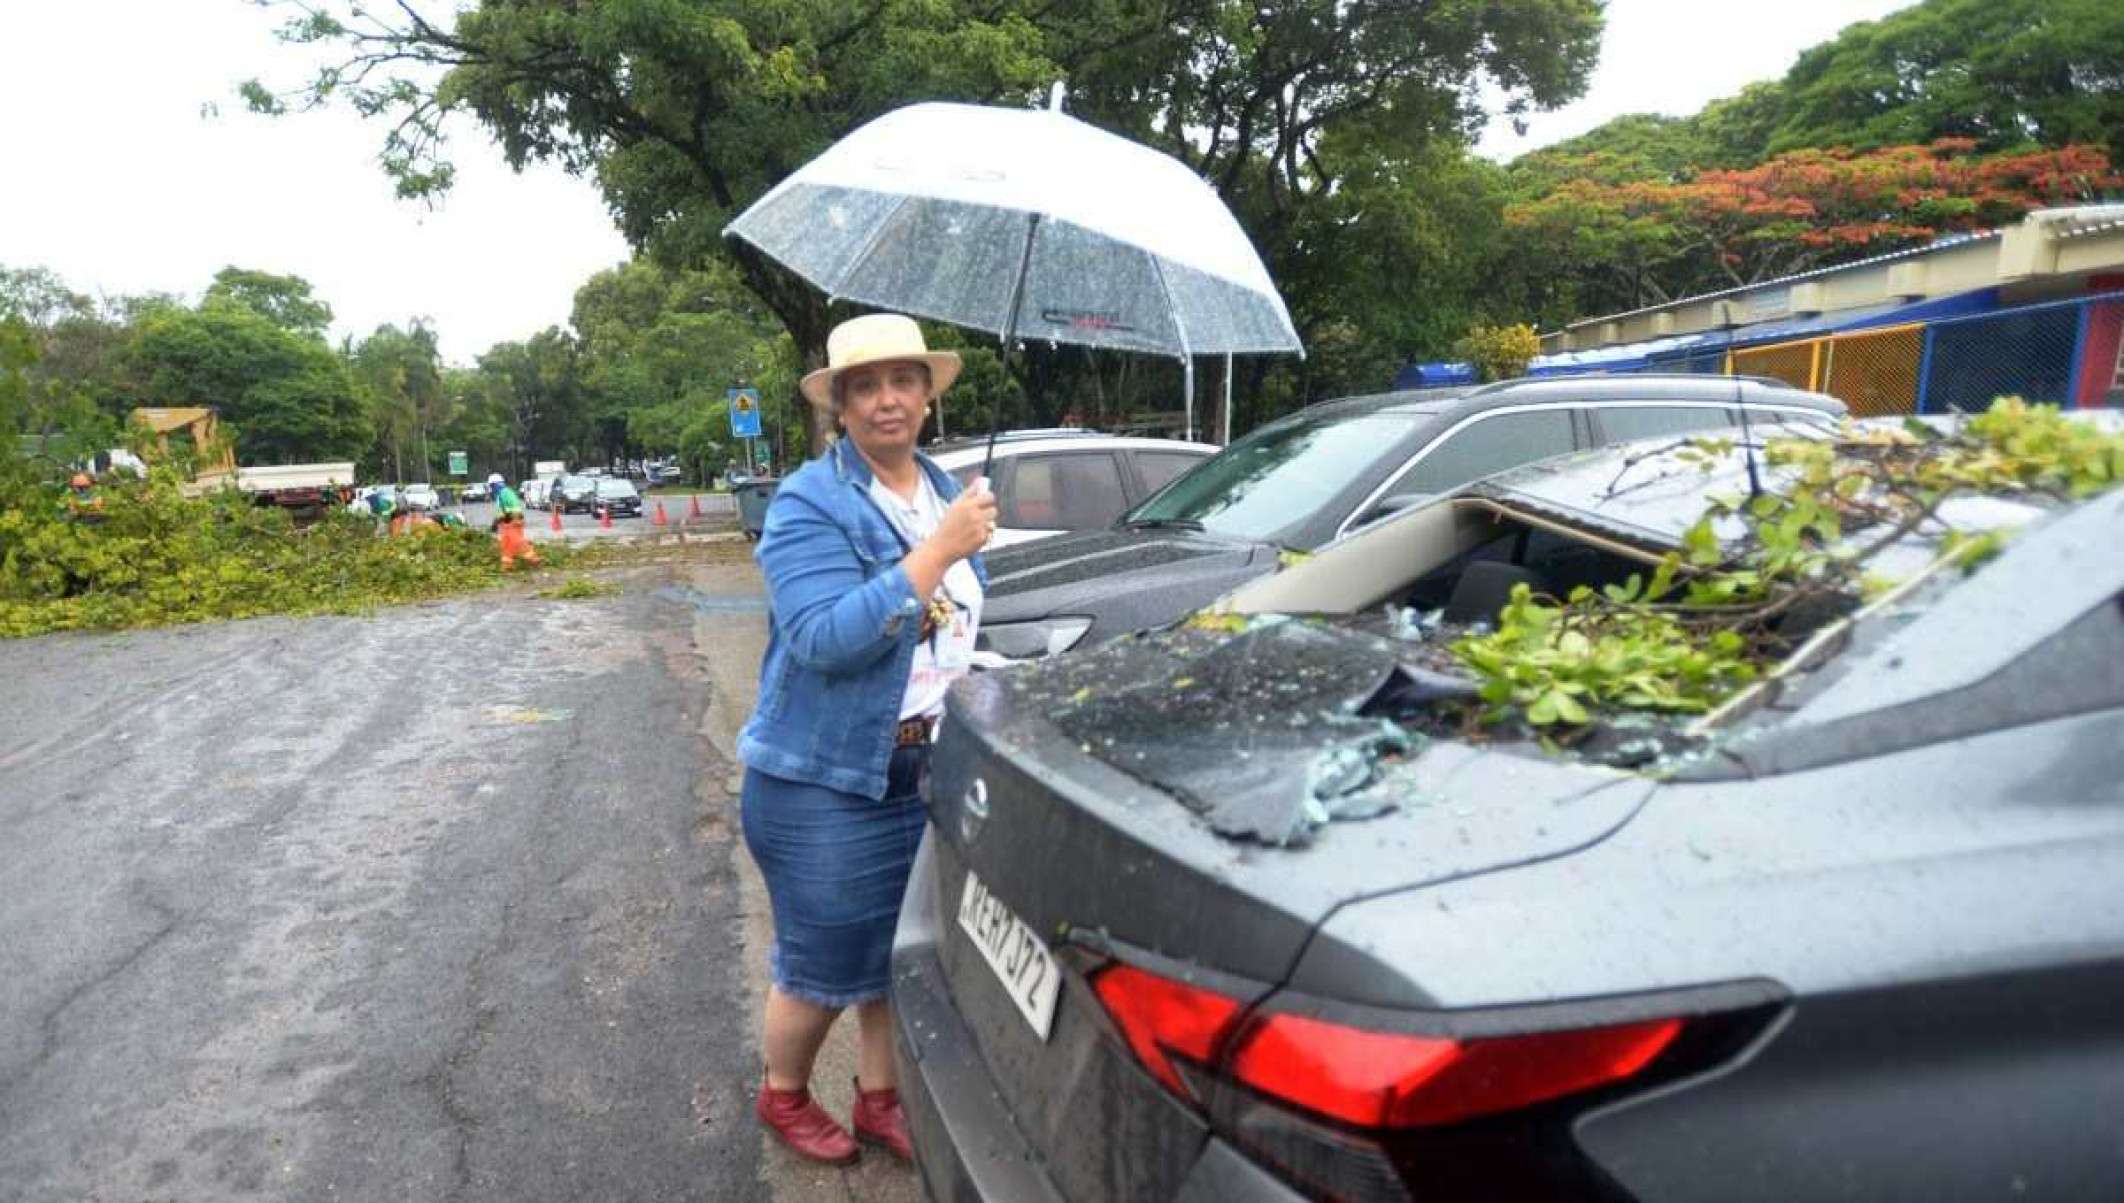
796,326,831,454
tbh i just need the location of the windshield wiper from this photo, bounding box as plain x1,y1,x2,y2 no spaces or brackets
1119,516,1204,532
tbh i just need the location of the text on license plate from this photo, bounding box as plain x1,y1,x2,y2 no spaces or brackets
956,871,1061,1041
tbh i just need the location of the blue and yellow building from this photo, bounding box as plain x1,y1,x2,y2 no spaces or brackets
1403,204,2124,413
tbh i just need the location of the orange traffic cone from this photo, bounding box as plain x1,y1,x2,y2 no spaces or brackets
688,494,703,520
652,500,668,527
599,505,613,530
549,505,562,532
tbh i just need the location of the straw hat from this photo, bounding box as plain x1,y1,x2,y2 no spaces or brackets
799,314,962,412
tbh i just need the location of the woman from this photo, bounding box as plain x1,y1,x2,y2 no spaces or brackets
736,313,997,1165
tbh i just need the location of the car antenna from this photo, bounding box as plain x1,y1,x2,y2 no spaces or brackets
1734,380,1764,499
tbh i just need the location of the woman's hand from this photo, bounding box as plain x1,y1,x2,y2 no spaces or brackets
902,480,996,600
927,480,999,563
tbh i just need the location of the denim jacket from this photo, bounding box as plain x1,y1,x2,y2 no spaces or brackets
738,439,989,799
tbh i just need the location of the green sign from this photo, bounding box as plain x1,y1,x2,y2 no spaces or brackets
447,451,469,476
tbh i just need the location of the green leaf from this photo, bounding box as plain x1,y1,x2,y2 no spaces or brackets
1603,574,1643,604
1526,690,1561,725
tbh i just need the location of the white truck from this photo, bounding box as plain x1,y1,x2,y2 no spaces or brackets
533,460,566,478
236,462,356,521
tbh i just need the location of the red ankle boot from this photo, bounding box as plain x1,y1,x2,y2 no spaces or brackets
756,1079,859,1165
851,1078,913,1162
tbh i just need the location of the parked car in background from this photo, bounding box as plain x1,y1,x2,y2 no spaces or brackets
897,413,2124,1203
459,480,490,503
923,430,1218,550
974,376,1845,661
399,483,440,512
519,478,549,509
594,476,643,517
549,474,598,514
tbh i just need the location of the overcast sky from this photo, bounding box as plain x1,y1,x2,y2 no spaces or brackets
1,1,1916,365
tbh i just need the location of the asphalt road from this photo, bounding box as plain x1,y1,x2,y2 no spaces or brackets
0,551,912,1203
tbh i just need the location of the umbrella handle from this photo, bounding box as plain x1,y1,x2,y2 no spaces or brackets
982,212,1046,482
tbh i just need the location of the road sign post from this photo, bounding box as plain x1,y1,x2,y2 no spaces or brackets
447,450,469,477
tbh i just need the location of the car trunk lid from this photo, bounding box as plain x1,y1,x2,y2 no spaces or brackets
921,619,1652,1188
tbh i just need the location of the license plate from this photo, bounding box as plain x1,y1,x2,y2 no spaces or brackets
956,871,1061,1041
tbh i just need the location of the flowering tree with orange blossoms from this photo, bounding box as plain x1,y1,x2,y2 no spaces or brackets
1505,140,2122,318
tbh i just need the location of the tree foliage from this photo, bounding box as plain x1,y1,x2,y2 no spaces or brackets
1495,0,2124,330
1504,140,2121,322
0,266,94,327
128,302,367,464
349,321,445,479
1453,401,2124,734
1768,0,2124,162
0,463,581,638
1455,322,1541,384
1530,0,2124,176
203,266,336,337
246,0,1603,440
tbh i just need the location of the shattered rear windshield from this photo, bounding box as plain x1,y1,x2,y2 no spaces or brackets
1024,618,1480,847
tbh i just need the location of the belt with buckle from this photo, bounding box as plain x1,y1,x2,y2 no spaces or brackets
893,717,936,748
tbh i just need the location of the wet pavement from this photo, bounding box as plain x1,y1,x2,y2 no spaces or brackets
0,550,917,1203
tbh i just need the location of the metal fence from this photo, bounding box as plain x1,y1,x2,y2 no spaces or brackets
1728,339,1819,394
1824,324,1925,417
1602,291,2124,415
1917,294,2122,413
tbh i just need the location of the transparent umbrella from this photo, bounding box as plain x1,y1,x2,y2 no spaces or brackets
725,90,1302,461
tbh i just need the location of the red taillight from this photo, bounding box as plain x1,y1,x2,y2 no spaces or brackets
1092,962,1683,1129
1090,963,1241,1096
1233,1009,1681,1128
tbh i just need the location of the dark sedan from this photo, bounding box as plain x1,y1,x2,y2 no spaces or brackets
549,473,599,513
594,477,643,517
976,375,1843,661
896,412,2124,1201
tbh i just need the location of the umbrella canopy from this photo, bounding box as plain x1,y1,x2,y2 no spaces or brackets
725,101,1302,360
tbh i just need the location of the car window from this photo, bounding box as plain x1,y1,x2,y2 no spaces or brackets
947,463,982,489
999,452,1128,530
1132,450,1206,498
1127,413,1425,542
1387,409,1577,499
1595,404,1730,444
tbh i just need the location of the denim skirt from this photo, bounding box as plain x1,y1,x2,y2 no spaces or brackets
739,745,928,1008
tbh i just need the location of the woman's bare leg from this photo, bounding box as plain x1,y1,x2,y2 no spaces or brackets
763,986,840,1090
855,998,896,1091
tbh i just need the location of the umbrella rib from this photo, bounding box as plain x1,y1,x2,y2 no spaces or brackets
830,191,919,302
1146,250,1193,361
